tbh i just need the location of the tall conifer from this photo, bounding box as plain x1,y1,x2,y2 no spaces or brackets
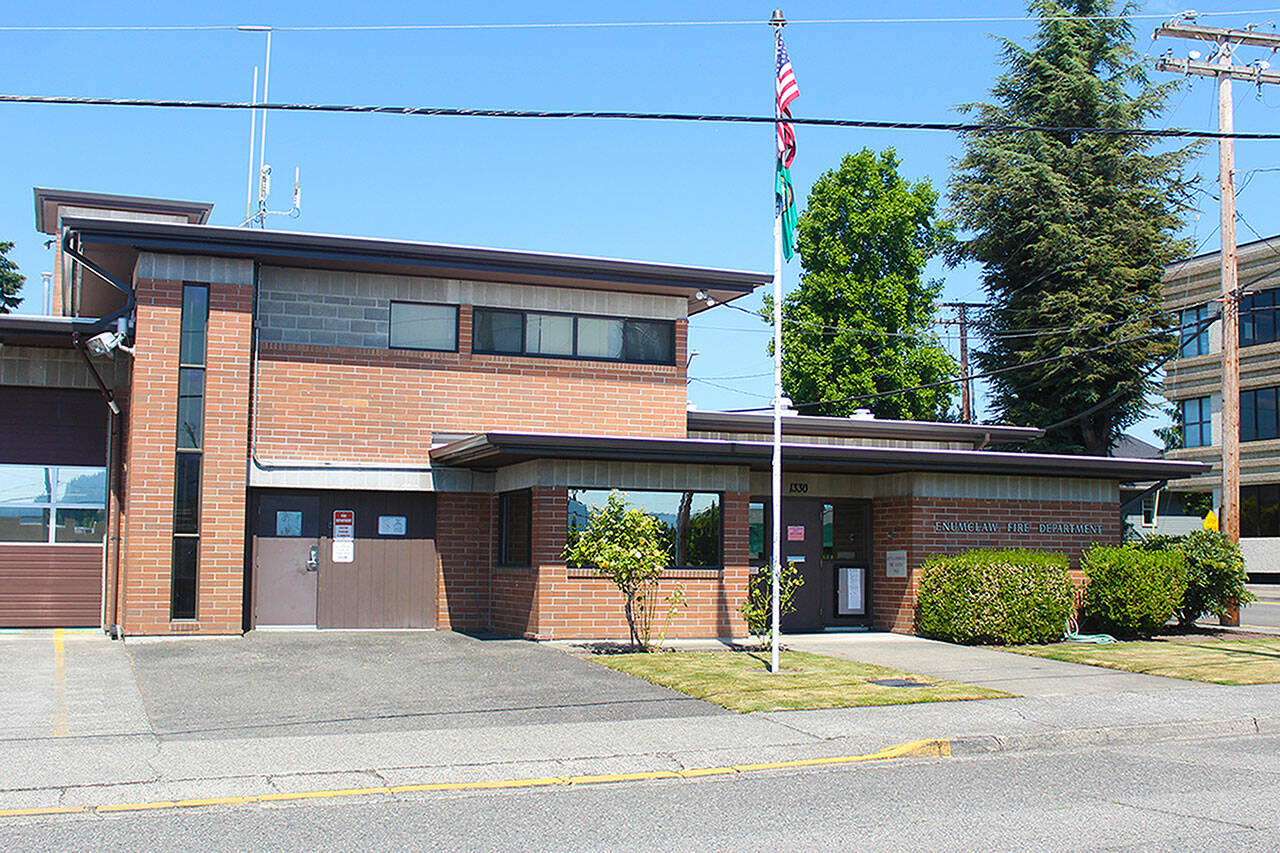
949,0,1197,454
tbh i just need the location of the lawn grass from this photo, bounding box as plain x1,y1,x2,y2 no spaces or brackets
1008,637,1280,685
592,650,1009,713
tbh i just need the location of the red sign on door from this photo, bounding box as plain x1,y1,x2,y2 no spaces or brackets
333,510,355,540
787,525,805,541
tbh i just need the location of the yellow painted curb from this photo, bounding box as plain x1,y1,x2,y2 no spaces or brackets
2,738,950,821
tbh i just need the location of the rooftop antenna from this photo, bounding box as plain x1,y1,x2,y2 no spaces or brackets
237,25,302,228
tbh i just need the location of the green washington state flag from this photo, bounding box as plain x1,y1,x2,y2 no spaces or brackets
775,159,798,261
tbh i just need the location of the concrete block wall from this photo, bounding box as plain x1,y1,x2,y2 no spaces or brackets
870,496,1121,633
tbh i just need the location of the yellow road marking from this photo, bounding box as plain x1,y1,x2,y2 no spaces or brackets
52,628,68,738
0,739,950,821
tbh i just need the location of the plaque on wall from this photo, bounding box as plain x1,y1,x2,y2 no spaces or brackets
886,550,908,578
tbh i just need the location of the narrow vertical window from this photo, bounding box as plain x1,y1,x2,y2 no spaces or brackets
171,283,208,619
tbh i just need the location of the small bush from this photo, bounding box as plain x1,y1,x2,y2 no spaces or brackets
916,549,1074,645
1142,531,1252,626
1080,544,1187,638
738,561,804,646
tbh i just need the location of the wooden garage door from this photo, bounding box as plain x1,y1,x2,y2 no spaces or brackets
0,544,101,627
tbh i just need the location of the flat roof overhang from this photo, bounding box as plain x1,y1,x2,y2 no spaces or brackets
35,188,213,234
430,432,1211,481
0,314,95,347
61,216,769,315
687,410,1042,446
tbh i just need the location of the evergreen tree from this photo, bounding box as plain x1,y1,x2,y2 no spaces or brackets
0,241,23,313
771,148,956,420
949,0,1197,454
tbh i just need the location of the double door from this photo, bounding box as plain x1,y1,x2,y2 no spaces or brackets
251,490,437,629
772,498,873,633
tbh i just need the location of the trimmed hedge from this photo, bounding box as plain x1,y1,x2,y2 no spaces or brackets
1141,531,1251,626
916,549,1074,645
1080,544,1187,638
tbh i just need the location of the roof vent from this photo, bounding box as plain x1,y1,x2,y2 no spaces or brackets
849,408,875,420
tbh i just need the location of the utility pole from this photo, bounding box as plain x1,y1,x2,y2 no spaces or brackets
1155,16,1280,624
939,302,985,423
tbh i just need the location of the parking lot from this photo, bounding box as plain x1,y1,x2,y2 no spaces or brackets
3,630,722,743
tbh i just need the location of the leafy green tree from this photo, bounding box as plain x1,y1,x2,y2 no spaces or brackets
563,490,670,650
948,0,1197,454
0,241,24,313
768,148,957,420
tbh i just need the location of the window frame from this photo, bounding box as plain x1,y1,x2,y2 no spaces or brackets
1179,304,1210,357
388,300,460,353
566,488,724,570
1181,396,1212,448
471,307,677,366
0,465,107,544
497,489,533,568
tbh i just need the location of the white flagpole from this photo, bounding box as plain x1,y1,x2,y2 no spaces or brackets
770,10,786,676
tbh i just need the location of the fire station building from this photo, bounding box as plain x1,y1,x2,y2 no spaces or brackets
0,189,1207,638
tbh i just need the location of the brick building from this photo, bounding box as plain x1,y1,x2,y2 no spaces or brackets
0,189,1208,637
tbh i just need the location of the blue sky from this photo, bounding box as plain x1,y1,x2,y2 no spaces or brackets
3,1,1279,443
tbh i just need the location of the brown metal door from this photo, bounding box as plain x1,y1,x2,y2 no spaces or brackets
779,500,824,633
253,494,320,627
317,492,436,629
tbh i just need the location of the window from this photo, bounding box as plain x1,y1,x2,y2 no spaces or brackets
1181,397,1212,448
1141,494,1158,527
1242,290,1280,348
0,465,106,544
389,302,458,351
472,308,676,365
1241,386,1280,443
1242,484,1280,538
748,501,766,566
497,490,532,566
1179,304,1210,357
171,283,208,620
567,489,721,569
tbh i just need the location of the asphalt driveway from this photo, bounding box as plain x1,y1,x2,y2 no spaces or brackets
124,630,723,739
2,630,722,744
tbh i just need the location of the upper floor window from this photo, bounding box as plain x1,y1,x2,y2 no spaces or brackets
1241,386,1280,443
389,302,458,351
1181,396,1211,448
473,308,675,365
1242,290,1280,348
1179,304,1210,357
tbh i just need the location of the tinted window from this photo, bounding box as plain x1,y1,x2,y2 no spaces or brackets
177,368,205,450
473,309,523,353
179,285,209,365
623,320,675,363
171,538,199,620
389,302,457,351
498,490,532,566
173,454,201,534
567,489,721,569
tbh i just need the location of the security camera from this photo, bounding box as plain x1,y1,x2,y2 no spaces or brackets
85,331,118,357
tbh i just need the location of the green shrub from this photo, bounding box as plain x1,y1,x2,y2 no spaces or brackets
916,549,1074,645
1080,544,1187,637
1141,531,1252,626
738,561,805,646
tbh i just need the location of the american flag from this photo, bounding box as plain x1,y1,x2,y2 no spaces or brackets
775,30,799,167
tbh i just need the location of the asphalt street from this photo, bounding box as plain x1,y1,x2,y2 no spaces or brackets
5,733,1277,851
1241,584,1280,630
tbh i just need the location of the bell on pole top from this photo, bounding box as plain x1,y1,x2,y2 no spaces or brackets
770,9,786,28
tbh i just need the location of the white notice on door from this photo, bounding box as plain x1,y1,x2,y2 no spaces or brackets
838,566,865,615
332,540,354,563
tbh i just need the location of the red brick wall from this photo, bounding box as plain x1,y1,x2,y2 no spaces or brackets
253,308,688,463
870,496,1121,633
117,278,251,635
435,492,494,632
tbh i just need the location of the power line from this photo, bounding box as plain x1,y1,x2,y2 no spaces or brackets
2,11,1278,32
4,93,1280,140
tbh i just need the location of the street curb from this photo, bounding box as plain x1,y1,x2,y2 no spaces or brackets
947,715,1280,756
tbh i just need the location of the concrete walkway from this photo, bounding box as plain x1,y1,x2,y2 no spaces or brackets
780,632,1207,696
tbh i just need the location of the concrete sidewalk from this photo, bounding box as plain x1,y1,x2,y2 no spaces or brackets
1,629,1277,819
